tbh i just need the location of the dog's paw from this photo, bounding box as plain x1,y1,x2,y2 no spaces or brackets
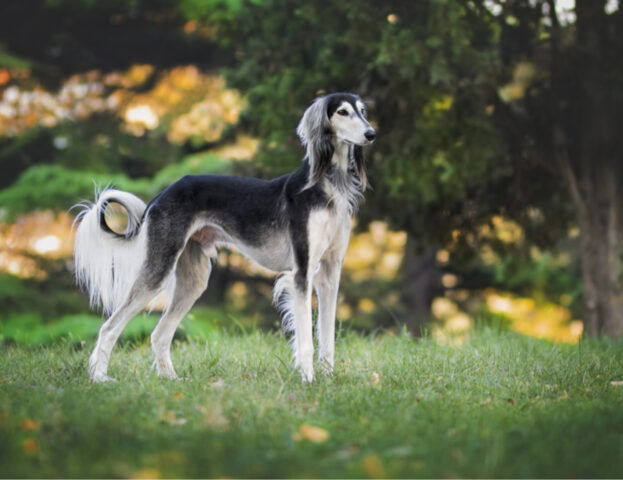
300,366,315,383
158,372,185,381
91,374,117,383
154,361,180,380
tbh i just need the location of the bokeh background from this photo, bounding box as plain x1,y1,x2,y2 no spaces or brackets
0,0,621,347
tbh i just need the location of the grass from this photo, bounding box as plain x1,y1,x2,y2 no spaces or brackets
1,328,623,478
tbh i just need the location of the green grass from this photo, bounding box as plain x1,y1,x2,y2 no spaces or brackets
1,329,623,478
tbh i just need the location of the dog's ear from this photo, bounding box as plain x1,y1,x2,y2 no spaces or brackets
353,145,368,191
297,97,334,189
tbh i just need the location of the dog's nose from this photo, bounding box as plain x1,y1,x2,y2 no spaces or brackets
364,129,376,141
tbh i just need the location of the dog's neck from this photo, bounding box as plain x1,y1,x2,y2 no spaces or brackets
332,140,351,172
324,139,363,214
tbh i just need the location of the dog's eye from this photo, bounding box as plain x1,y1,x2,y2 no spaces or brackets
337,109,349,116
361,109,367,118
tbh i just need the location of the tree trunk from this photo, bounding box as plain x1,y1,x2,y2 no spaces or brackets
558,0,623,337
576,169,623,337
400,237,442,337
556,123,623,337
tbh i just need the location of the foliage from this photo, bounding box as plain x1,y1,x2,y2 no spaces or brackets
0,275,33,313
0,44,31,70
0,311,219,347
1,330,623,477
0,0,221,79
0,273,88,320
0,153,229,221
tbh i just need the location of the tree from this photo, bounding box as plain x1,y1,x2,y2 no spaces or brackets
484,0,623,336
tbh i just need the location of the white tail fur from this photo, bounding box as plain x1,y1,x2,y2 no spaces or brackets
73,188,148,316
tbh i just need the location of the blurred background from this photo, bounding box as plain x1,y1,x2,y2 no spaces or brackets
0,0,621,347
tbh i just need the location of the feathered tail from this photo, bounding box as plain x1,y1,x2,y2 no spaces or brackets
73,188,148,316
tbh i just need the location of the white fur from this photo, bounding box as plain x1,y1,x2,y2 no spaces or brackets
73,189,148,316
330,101,372,145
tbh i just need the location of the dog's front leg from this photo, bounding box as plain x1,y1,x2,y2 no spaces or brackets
314,259,341,375
292,269,314,382
314,223,349,375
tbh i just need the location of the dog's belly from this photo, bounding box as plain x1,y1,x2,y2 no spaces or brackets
191,223,293,272
234,237,294,272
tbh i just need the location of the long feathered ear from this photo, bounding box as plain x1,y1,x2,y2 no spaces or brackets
296,97,334,189
353,145,368,191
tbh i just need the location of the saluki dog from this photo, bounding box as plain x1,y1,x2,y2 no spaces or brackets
74,92,376,383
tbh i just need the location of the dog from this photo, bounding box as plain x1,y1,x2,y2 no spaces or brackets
73,92,376,382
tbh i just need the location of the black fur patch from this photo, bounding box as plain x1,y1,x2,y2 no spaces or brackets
353,145,368,190
325,92,363,118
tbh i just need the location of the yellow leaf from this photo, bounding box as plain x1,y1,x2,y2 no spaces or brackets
294,424,329,443
131,468,160,479
172,392,183,399
362,453,386,478
22,438,39,455
19,419,40,431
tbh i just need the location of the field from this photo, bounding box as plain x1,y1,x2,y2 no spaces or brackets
1,329,623,478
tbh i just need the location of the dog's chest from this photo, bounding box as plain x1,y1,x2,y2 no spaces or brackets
308,207,350,256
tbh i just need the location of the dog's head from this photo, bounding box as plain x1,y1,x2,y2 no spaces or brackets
297,93,375,190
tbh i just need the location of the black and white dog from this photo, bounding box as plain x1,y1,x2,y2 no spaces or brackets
74,92,376,382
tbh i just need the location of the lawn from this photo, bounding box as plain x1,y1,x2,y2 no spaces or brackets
1,328,623,478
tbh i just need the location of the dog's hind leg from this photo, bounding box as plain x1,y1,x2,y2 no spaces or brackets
89,224,188,382
151,240,211,379
89,281,162,382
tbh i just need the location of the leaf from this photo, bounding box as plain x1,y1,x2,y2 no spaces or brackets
131,468,160,479
19,418,40,431
22,438,39,455
293,424,330,444
362,453,386,478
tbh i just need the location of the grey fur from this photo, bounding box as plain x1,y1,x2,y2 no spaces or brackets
297,96,335,189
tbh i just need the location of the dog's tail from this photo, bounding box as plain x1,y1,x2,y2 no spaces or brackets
73,188,148,316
